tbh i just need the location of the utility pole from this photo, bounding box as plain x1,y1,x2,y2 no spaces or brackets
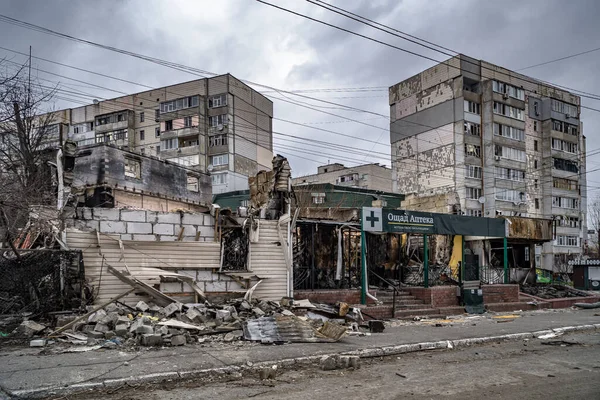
27,46,31,107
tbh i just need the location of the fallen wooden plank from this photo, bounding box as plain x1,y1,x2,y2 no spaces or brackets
107,265,176,307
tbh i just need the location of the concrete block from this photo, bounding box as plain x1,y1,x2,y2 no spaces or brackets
141,334,163,346
161,282,183,293
94,322,110,333
176,225,197,237
127,222,153,234
78,220,99,231
146,211,158,223
132,234,157,241
159,236,178,242
104,331,116,340
157,212,181,224
87,331,106,339
120,234,133,241
198,227,215,238
136,325,154,335
203,215,215,226
88,309,107,323
136,301,149,312
93,208,120,221
205,280,227,292
171,335,186,346
115,324,129,337
121,210,147,222
182,213,204,226
100,220,127,234
183,236,202,242
153,223,174,235
30,339,47,347
155,325,169,335
162,302,182,317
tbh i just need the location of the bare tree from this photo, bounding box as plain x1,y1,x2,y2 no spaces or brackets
0,60,59,251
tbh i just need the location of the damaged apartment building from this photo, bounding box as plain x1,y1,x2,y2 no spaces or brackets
389,54,587,273
63,73,273,194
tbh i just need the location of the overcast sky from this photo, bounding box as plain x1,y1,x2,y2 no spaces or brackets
1,0,599,194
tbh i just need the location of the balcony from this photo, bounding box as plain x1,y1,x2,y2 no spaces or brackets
159,144,199,159
160,126,200,140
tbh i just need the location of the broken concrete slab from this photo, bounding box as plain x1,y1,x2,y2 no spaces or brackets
154,325,169,336
87,331,105,339
12,321,46,338
87,309,107,323
115,324,129,337
135,325,154,335
135,301,150,312
30,339,47,347
93,322,110,333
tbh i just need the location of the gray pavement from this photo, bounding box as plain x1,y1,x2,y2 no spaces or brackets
0,308,599,397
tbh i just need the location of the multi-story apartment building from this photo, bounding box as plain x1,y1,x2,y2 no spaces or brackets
293,162,392,192
61,74,273,194
389,54,587,272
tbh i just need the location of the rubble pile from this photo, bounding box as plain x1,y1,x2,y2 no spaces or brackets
521,284,589,299
2,292,379,350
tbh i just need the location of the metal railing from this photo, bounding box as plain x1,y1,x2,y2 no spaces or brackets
369,268,400,317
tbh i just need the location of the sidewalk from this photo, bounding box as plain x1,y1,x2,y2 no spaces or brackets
1,308,599,398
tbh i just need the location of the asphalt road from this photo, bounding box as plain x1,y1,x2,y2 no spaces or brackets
68,331,600,400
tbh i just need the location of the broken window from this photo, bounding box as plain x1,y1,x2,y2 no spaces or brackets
553,178,578,191
209,134,228,147
464,122,481,136
492,80,524,100
493,102,524,120
117,113,125,122
555,235,578,247
553,157,578,173
465,209,482,217
495,145,526,162
551,99,578,117
312,193,326,204
535,199,540,209
493,123,524,141
212,173,225,185
552,196,579,209
161,138,178,150
124,158,141,179
187,175,199,192
155,127,161,137
465,144,481,158
496,189,525,203
534,140,538,151
165,120,173,131
551,139,577,153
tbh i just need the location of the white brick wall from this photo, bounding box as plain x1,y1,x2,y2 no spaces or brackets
69,208,215,242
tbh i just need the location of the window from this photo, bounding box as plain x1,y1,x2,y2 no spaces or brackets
160,96,199,113
552,120,578,135
495,145,526,162
241,200,250,207
182,139,198,147
464,100,480,115
466,165,482,179
161,138,178,150
187,175,199,192
464,122,481,136
140,148,145,155
551,138,577,154
492,80,525,100
555,235,578,247
155,109,160,120
74,126,80,134
534,140,538,151
212,174,226,185
171,154,199,166
209,134,228,147
114,129,127,140
466,187,481,200
155,127,161,137
553,157,578,173
551,99,578,117
493,123,525,141
117,113,125,122
124,158,141,179
553,178,578,191
165,120,173,131
534,179,538,189
466,209,482,217
140,112,144,123
558,216,579,228
209,94,227,108
184,116,193,128
493,102,524,120
140,130,145,141
533,121,538,132
496,189,525,203
312,193,326,204
156,145,160,153
465,144,481,158
535,198,540,209
495,167,525,182
209,114,228,127
211,154,229,166
337,174,358,183
552,196,579,209
534,159,538,169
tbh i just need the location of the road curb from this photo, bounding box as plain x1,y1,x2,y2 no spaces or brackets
11,323,600,399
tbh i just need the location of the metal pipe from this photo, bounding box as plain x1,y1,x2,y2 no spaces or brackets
423,234,429,288
503,237,509,284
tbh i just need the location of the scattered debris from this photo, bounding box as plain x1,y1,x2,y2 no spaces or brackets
396,373,407,378
12,320,46,337
573,302,600,309
521,284,589,299
368,320,385,333
538,332,563,340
